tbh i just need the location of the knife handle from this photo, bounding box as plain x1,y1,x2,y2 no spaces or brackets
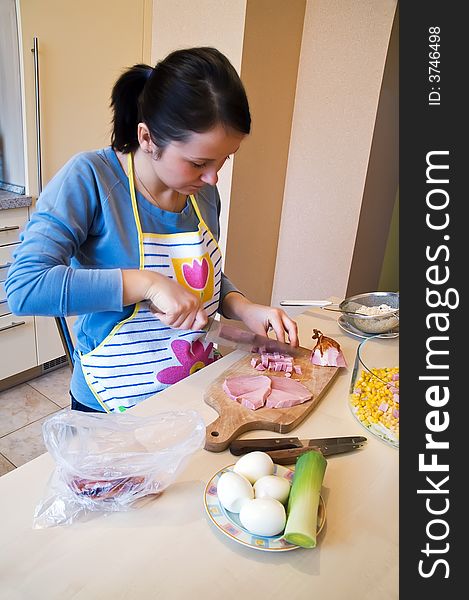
266,447,322,465
229,438,301,455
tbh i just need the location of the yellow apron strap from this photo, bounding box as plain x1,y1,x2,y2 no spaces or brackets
127,153,145,270
189,194,204,222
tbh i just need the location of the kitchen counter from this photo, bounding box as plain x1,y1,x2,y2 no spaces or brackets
0,308,398,600
0,189,32,210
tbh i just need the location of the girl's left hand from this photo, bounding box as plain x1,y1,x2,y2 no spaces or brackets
222,293,299,347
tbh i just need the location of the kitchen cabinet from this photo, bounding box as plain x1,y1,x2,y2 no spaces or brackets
0,313,36,381
0,1,151,389
18,0,152,196
0,203,38,381
0,206,28,246
0,201,75,386
0,243,15,308
35,314,75,367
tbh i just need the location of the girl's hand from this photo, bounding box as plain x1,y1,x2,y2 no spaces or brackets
122,269,208,330
221,293,299,347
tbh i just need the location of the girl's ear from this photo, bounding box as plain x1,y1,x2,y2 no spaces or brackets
137,122,153,153
137,122,162,158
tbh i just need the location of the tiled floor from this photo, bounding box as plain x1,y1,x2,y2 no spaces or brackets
0,366,72,476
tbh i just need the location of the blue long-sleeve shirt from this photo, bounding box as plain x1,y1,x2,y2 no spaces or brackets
5,146,239,409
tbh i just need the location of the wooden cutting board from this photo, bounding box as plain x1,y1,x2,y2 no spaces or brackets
204,346,340,452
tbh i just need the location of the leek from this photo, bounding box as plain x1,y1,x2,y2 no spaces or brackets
283,450,327,548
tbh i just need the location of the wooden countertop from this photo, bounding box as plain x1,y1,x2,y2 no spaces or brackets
0,308,398,600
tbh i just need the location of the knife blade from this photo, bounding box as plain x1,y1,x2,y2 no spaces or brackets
229,435,367,455
205,320,304,358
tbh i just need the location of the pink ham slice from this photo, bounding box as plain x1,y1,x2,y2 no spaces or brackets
264,377,312,409
223,375,272,410
223,374,312,410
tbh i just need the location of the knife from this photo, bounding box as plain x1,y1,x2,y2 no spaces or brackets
229,435,367,465
205,320,304,358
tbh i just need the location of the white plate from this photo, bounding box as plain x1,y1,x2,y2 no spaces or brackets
338,315,399,339
204,463,326,552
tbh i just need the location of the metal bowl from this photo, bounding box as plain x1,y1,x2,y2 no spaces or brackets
339,291,399,335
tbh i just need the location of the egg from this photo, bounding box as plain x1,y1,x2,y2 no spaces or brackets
216,471,254,513
233,451,274,484
239,497,286,537
253,475,291,505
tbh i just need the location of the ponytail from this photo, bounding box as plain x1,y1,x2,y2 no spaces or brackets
110,48,250,155
110,64,152,153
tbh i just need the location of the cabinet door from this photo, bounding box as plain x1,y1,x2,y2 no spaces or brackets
0,244,15,285
0,207,28,245
35,315,76,365
18,0,152,194
0,313,36,379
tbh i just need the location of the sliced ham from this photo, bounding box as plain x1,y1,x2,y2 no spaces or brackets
223,374,312,410
265,377,312,409
222,375,272,410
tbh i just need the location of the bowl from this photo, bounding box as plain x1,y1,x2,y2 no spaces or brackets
349,336,399,447
339,291,399,334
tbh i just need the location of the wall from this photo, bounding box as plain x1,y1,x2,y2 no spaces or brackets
346,3,399,296
271,0,398,306
151,0,247,259
151,1,398,307
378,191,399,291
225,0,306,305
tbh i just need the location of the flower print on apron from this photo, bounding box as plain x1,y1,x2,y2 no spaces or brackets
80,154,222,413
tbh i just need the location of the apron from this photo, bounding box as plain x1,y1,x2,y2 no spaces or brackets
80,154,222,413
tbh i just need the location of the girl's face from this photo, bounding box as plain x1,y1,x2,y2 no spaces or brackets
142,123,246,194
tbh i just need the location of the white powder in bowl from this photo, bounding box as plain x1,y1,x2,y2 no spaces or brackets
347,302,399,333
355,303,396,316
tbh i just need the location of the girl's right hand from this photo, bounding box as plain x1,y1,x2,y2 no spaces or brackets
122,269,208,330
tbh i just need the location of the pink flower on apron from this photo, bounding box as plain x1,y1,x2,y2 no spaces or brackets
182,257,209,290
157,339,215,384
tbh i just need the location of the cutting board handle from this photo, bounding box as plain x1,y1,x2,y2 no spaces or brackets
205,417,269,452
205,416,239,452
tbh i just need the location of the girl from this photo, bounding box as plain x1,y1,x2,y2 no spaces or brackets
6,47,298,413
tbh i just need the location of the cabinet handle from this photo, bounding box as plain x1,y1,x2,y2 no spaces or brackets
0,226,20,233
0,262,13,269
0,320,26,333
32,37,43,195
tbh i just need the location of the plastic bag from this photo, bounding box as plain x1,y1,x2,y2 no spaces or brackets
33,409,205,528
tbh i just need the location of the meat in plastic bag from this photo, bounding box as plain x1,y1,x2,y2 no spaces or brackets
33,409,205,528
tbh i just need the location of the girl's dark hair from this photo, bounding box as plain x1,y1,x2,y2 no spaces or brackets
111,47,251,153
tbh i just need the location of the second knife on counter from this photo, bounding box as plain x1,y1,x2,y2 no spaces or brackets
229,435,367,465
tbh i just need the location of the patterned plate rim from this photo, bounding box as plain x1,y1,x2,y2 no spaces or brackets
203,463,326,552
